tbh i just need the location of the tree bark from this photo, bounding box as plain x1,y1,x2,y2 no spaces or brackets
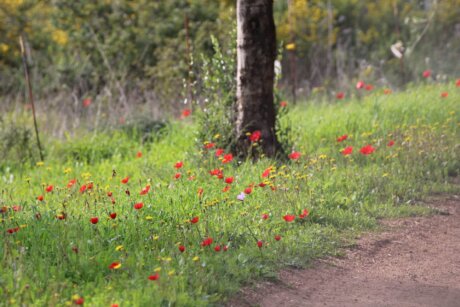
235,0,281,158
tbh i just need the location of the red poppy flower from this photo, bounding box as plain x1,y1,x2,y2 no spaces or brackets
223,245,229,251
121,177,129,184
140,185,150,195
109,261,121,269
244,187,252,195
181,108,191,118
136,151,143,158
67,179,76,188
12,205,21,212
337,134,348,142
83,98,92,107
204,142,215,149
360,145,375,155
341,146,353,155
198,188,204,198
190,216,199,224
201,237,213,247
288,151,301,160
456,79,460,87
174,173,181,179
7,227,20,234
261,213,269,220
258,182,267,188
215,148,224,157
299,209,309,219
148,273,159,281
79,185,87,193
175,161,183,169
365,84,374,91
214,245,221,252
387,140,395,147
222,153,233,164
90,217,99,224
224,177,234,184
257,240,263,248
249,130,261,142
37,195,44,201
74,297,84,305
110,212,117,219
441,92,448,98
336,92,345,99
222,185,231,192
262,167,271,178
56,213,66,220
356,81,365,89
280,101,288,107
46,185,53,193
383,88,392,95
422,70,431,78
283,214,296,222
274,235,282,241
134,202,143,210
178,245,186,253
111,304,119,307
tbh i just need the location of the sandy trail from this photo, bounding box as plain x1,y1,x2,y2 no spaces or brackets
229,194,460,307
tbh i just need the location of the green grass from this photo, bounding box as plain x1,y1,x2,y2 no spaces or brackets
1,85,459,306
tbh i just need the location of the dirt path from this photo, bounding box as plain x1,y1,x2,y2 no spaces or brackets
229,194,460,307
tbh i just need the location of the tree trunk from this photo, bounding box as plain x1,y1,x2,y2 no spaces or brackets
235,0,281,158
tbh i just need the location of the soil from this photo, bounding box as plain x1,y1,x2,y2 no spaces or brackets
228,194,460,307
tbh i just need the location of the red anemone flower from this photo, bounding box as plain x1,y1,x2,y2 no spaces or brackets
337,134,348,142
225,177,234,184
441,92,448,98
299,209,309,219
365,84,374,91
262,167,271,178
360,145,375,155
190,216,199,224
261,213,269,220
178,245,186,253
37,195,44,201
121,177,129,184
7,227,20,234
201,237,213,247
222,153,233,164
387,140,395,147
67,179,76,188
249,130,261,142
74,297,84,305
258,182,267,188
83,98,92,107
288,151,301,160
90,217,99,224
383,88,392,95
356,81,365,89
244,187,252,195
79,185,87,193
110,212,117,219
280,101,288,107
422,70,431,78
174,172,181,179
134,202,144,210
283,214,296,222
275,235,282,241
456,79,460,87
257,240,263,248
148,273,159,281
336,92,345,99
175,161,183,169
222,185,231,192
215,148,225,157
204,142,215,149
181,108,191,118
136,151,143,158
341,146,353,156
140,185,150,195
46,185,53,193
214,245,221,252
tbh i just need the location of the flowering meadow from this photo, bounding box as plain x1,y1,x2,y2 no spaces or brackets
1,85,459,306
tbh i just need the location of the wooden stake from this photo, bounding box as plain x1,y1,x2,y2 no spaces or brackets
19,35,44,161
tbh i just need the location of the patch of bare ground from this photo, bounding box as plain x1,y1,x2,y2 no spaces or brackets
228,193,460,307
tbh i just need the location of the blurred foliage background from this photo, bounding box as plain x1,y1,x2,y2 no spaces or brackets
0,0,459,123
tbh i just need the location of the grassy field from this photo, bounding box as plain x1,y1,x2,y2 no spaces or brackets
1,85,459,306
